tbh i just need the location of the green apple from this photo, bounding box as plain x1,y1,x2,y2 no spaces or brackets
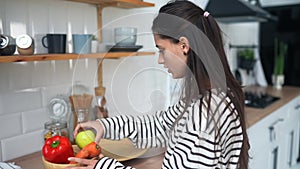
75,130,95,149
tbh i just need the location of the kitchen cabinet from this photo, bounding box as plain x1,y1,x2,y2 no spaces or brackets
248,95,300,169
284,96,300,168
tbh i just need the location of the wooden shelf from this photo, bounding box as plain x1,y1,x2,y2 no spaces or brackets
31,0,156,96
67,0,154,8
0,52,155,63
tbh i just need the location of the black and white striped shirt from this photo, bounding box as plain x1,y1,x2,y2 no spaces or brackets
95,91,243,169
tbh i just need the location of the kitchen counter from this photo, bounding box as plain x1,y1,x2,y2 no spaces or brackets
8,86,300,169
244,86,300,128
7,150,165,169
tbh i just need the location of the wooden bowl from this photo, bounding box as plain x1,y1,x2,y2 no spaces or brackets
42,145,80,169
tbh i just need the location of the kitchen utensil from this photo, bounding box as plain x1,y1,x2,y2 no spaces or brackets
69,94,93,124
16,34,34,55
95,95,108,118
0,34,16,56
95,87,108,118
72,34,92,54
42,34,66,54
114,27,137,46
235,69,242,85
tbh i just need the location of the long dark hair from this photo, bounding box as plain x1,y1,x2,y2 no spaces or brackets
152,1,249,168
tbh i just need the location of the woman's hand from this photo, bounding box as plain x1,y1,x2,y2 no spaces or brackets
74,120,104,143
66,154,104,169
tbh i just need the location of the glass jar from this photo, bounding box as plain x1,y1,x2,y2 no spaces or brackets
75,109,89,123
43,120,69,141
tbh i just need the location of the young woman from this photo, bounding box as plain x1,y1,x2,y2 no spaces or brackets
67,1,249,168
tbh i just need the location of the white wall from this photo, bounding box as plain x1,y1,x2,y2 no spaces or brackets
223,22,267,86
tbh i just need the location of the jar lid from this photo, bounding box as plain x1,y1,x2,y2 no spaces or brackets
16,34,32,49
44,120,67,130
0,35,9,49
48,96,70,120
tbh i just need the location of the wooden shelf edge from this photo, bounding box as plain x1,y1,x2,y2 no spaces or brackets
0,52,155,63
67,0,154,8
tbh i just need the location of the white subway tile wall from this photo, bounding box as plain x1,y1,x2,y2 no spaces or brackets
2,130,44,161
0,60,99,161
0,0,99,161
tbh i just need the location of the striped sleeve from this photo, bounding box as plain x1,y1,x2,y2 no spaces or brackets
94,157,135,169
99,100,185,149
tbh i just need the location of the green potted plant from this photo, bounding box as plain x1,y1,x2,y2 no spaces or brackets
237,48,256,73
272,38,288,89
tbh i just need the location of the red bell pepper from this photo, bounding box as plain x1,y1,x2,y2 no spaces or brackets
42,135,74,164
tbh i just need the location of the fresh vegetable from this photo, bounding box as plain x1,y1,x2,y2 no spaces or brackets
83,142,101,157
42,135,74,164
75,130,95,149
70,142,101,164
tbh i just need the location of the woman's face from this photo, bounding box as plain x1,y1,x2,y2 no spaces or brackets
154,34,188,79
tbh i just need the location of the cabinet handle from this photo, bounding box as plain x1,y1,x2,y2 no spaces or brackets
288,131,294,167
270,118,284,127
272,147,279,169
268,118,284,142
295,104,300,110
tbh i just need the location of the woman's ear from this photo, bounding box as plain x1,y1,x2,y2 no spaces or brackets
179,36,190,55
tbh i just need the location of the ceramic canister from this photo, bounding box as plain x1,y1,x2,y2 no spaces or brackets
0,34,16,56
16,34,34,55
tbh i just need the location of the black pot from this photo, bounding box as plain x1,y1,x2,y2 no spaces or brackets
238,58,256,71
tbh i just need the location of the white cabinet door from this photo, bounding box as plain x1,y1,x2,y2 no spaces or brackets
248,121,270,169
283,96,300,168
248,105,287,169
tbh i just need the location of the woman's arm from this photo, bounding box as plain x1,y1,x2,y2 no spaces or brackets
99,100,185,149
